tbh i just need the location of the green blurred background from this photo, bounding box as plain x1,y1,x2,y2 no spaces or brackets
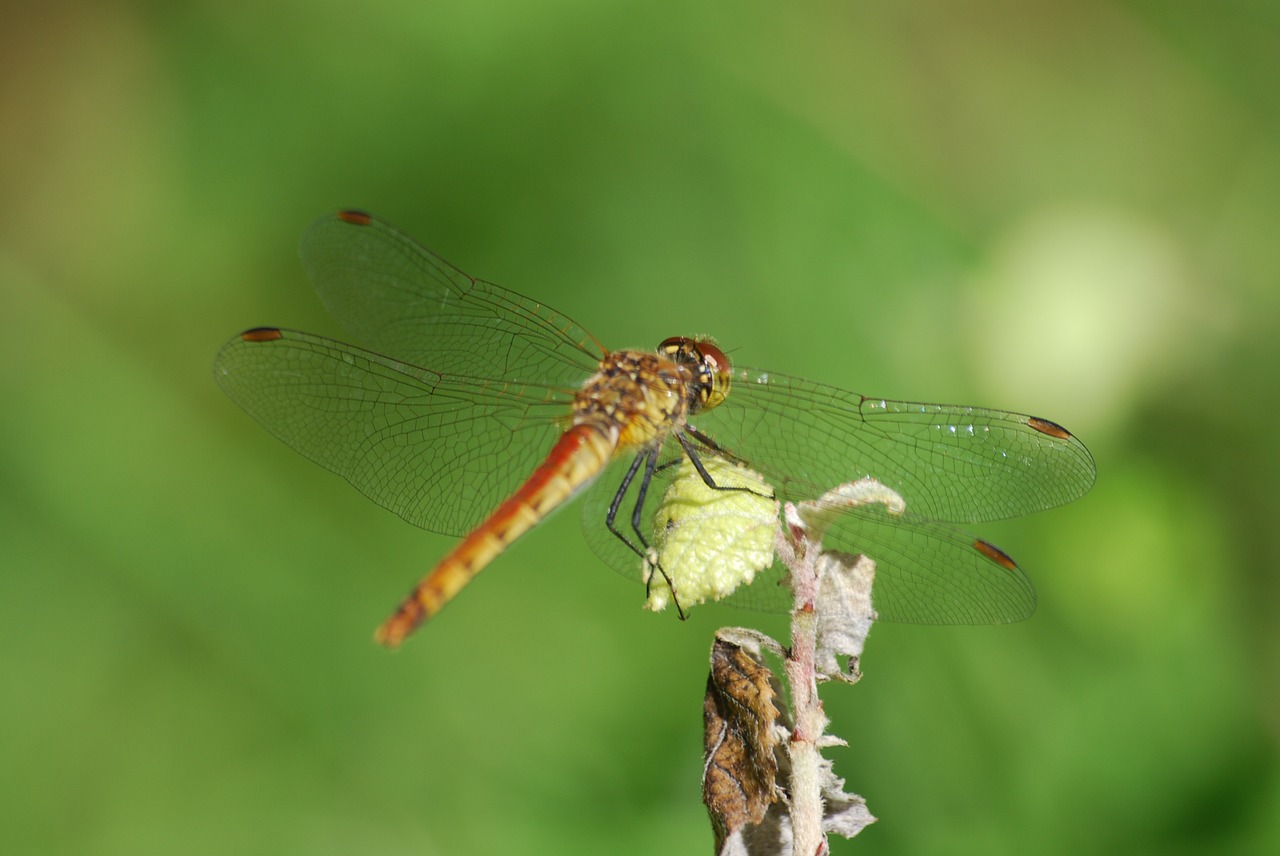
3,1,1277,853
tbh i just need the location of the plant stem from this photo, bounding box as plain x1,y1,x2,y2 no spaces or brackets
780,514,828,855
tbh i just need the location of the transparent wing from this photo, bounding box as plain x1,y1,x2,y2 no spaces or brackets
810,505,1035,623
213,328,573,537
580,447,1036,624
689,367,1096,525
299,211,606,386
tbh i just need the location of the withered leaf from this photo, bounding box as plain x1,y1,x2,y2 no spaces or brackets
814,551,877,683
702,636,786,850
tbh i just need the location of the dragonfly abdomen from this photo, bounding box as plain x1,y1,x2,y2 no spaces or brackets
375,422,617,647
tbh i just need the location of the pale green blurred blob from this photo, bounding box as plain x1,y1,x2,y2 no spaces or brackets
965,205,1206,432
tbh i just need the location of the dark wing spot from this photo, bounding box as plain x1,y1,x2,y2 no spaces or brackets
240,327,283,342
337,210,373,226
1028,416,1072,440
973,539,1019,571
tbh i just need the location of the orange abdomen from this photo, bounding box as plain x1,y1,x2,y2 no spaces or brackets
375,423,616,647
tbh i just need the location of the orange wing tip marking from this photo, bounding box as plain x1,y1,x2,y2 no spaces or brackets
973,539,1019,571
337,209,374,225
241,327,283,342
1028,416,1072,440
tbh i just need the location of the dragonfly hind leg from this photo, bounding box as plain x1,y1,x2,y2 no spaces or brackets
603,446,688,617
676,431,774,500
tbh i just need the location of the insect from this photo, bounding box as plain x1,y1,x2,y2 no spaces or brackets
214,211,1096,646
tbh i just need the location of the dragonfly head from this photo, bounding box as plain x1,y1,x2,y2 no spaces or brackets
658,336,731,414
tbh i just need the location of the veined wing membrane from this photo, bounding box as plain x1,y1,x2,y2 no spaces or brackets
214,328,574,537
805,503,1035,623
690,367,1097,525
300,212,606,387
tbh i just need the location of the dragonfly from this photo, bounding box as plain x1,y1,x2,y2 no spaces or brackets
214,210,1096,648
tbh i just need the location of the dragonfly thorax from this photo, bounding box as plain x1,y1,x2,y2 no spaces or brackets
573,349,696,450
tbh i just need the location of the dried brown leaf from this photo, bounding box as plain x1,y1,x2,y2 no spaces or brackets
703,636,785,849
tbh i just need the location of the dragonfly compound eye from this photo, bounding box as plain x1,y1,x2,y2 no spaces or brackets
692,339,731,411
658,337,731,413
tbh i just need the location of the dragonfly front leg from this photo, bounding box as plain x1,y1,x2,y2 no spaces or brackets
676,431,773,499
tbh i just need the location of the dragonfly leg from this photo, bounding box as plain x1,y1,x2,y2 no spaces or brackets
628,446,659,546
676,431,774,498
604,446,687,617
605,451,649,558
630,447,689,618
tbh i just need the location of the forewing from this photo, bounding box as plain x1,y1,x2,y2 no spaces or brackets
214,328,572,537
689,368,1096,524
299,211,605,386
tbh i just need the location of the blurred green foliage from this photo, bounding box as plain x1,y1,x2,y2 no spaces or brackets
2,1,1278,853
